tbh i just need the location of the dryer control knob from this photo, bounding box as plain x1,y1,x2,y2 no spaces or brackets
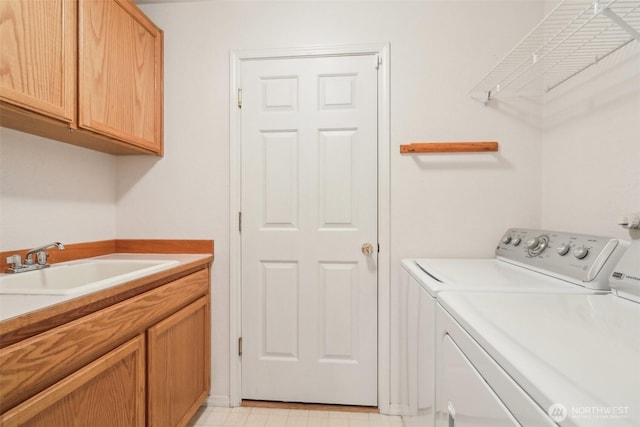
525,237,540,249
525,235,549,256
502,236,512,244
573,247,589,259
512,238,521,246
557,243,571,256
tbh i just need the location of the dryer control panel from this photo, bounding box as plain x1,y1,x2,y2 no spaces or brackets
610,240,640,303
496,228,628,290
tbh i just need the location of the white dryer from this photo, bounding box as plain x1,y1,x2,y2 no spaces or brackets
436,239,640,426
396,228,627,427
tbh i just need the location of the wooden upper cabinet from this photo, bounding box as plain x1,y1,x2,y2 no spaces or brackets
0,0,76,123
78,0,163,153
0,0,163,155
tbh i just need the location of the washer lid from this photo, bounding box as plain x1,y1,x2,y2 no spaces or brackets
412,259,591,294
439,292,640,426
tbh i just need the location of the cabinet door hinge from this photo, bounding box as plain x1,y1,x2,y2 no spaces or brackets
237,88,243,109
238,211,242,232
238,337,243,356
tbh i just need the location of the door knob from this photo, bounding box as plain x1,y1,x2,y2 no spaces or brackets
361,243,374,255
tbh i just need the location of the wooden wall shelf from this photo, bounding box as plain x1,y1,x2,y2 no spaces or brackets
400,142,499,154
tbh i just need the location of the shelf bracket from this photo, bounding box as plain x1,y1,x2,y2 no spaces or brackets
603,8,640,42
485,90,493,105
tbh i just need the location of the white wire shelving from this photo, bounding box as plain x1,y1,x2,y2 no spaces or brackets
470,0,640,103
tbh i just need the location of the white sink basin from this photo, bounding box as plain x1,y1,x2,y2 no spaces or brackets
0,259,180,295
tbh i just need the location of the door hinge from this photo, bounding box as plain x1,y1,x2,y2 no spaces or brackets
237,88,243,109
375,55,382,70
238,337,243,356
378,243,380,253
238,211,242,232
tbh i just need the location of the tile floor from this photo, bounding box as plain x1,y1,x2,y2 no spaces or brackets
187,406,403,427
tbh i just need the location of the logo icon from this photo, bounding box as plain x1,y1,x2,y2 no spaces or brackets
548,403,568,422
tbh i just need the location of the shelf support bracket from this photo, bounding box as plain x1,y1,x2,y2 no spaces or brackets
603,8,640,42
485,90,493,106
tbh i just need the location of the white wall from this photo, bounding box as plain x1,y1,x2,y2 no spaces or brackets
0,128,117,251
3,0,634,410
129,0,544,406
541,43,640,240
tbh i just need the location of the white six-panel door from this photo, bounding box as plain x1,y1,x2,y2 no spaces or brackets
240,54,378,405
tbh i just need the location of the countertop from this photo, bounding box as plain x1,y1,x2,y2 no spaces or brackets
0,253,212,346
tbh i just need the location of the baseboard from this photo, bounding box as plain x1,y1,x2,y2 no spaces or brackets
385,404,405,416
203,395,231,407
241,400,378,413
202,395,407,415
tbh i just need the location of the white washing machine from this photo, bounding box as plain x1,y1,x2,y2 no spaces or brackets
396,228,628,427
436,239,640,426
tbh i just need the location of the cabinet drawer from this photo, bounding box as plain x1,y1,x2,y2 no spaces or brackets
0,268,208,412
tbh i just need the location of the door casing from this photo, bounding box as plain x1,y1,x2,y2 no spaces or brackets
229,43,391,412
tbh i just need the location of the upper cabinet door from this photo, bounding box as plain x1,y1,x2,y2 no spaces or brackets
78,0,163,153
0,0,76,123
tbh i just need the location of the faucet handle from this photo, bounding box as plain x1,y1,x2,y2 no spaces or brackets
36,251,48,265
6,255,22,268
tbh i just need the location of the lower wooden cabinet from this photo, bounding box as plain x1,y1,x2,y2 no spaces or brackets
148,297,210,427
0,268,211,427
1,335,146,427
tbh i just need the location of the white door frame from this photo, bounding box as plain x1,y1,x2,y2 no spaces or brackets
229,43,390,413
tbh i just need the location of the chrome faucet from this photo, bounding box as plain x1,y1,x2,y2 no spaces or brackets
5,242,65,274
